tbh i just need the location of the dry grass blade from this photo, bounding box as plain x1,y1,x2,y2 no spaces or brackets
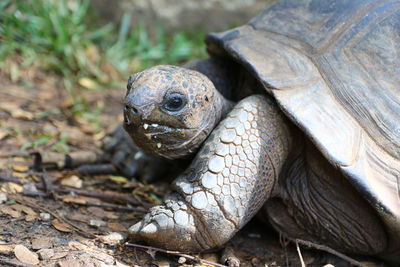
295,240,306,267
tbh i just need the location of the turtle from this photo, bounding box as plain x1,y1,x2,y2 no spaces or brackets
121,0,400,264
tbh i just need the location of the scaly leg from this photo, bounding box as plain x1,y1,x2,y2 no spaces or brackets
129,95,292,251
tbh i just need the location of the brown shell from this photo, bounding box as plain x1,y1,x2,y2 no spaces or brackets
206,0,400,257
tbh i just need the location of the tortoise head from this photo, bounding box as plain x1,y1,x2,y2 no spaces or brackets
123,65,231,159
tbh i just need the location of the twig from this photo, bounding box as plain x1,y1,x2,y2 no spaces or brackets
22,191,146,213
294,239,367,267
0,174,151,208
125,242,228,267
0,257,36,267
295,240,306,267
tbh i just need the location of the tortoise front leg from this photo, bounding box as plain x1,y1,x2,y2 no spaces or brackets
129,95,292,251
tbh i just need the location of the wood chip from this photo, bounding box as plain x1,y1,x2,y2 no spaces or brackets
14,244,40,265
51,219,73,233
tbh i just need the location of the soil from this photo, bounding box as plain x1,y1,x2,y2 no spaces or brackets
0,72,384,267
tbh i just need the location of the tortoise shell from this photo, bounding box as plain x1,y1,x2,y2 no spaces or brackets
206,0,400,259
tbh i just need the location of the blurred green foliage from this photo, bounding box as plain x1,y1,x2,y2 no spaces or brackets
0,0,207,88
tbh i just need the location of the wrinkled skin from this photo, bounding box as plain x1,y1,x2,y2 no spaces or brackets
124,65,233,160
123,64,392,264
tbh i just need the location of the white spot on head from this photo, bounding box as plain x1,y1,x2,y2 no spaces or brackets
143,123,149,129
157,143,162,148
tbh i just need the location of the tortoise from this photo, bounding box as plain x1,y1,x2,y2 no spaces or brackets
121,0,400,264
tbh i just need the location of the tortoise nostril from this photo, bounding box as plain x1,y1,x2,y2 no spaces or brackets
131,106,138,114
125,104,139,115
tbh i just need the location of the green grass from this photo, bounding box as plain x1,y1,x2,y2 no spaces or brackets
0,0,207,89
0,0,207,152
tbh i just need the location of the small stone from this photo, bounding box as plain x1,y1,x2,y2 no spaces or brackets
0,192,7,204
38,248,54,260
40,212,51,221
89,219,106,227
178,257,186,264
22,183,38,193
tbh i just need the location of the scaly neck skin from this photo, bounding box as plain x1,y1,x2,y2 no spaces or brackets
129,94,294,251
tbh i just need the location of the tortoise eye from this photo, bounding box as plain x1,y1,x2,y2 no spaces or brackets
162,93,186,112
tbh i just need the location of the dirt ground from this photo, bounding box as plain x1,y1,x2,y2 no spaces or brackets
0,72,385,267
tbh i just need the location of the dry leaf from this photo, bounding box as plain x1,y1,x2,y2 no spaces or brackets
68,241,88,251
1,182,23,193
60,175,82,188
87,207,105,218
58,259,84,267
0,206,22,218
12,165,29,172
52,219,73,233
14,244,40,265
0,242,15,254
49,251,68,260
79,77,99,90
109,176,129,184
62,195,87,204
0,129,9,140
25,214,38,222
0,102,34,120
11,204,37,216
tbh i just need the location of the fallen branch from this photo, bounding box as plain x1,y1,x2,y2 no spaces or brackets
294,239,367,267
125,242,228,267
